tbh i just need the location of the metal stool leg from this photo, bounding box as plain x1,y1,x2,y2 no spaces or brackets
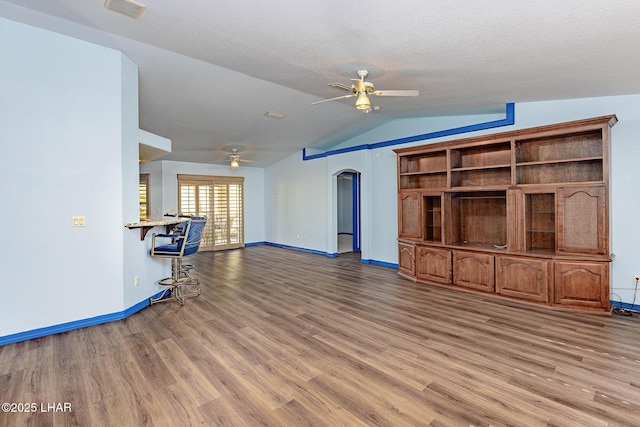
150,258,200,305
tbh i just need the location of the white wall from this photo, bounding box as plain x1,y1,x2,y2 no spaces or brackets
331,113,507,150
264,96,640,305
265,152,329,252
0,18,128,336
121,58,159,309
122,131,172,307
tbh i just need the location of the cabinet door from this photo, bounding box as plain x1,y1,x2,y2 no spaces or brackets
557,186,606,254
506,189,526,252
496,256,550,303
554,261,609,309
452,251,495,292
416,246,452,284
398,242,416,278
399,192,421,238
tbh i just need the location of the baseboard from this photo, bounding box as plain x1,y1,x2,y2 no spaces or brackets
610,300,639,313
247,241,397,268
248,241,338,257
361,259,398,269
0,290,165,346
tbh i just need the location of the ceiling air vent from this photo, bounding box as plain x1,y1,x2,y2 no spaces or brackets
264,111,286,119
104,0,146,19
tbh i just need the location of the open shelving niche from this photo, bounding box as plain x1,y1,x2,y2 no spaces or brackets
395,115,616,314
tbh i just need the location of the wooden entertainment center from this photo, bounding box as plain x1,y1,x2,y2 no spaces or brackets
394,115,617,314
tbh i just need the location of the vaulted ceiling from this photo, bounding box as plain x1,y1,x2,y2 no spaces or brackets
3,0,640,166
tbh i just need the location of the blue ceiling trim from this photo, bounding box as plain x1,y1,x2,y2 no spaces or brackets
303,102,515,161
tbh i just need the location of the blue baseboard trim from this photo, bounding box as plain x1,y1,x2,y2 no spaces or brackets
361,259,398,269
247,242,399,267
610,300,638,313
303,103,515,161
260,241,338,257
0,291,165,347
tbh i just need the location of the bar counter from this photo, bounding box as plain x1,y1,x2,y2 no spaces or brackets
124,217,188,240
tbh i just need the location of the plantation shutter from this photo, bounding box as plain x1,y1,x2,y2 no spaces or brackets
139,174,150,220
178,175,244,251
214,181,244,248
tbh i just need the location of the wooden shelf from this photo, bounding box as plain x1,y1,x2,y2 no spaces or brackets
394,115,616,315
516,156,602,167
450,142,511,170
400,170,447,176
516,161,603,184
451,164,511,172
453,195,507,200
515,130,603,163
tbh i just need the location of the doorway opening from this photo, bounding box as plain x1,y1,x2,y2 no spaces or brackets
337,171,361,254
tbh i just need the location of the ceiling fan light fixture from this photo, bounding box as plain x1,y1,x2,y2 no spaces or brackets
230,158,240,168
355,93,371,111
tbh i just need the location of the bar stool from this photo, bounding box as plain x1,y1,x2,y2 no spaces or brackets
149,216,207,305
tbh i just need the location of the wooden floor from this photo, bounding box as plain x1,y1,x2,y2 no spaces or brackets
2,246,640,426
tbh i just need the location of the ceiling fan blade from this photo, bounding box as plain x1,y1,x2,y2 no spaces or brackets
328,82,353,92
310,94,355,105
373,90,419,97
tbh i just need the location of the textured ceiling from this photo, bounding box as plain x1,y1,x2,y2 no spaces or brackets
2,0,640,166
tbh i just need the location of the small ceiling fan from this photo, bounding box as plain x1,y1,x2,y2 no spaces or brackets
311,70,419,113
227,148,255,168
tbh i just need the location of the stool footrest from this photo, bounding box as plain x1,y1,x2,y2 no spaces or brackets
150,280,201,305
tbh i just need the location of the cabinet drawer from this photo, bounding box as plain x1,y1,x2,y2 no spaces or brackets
452,251,495,292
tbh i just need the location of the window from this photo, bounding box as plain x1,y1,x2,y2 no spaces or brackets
177,174,244,251
139,174,150,220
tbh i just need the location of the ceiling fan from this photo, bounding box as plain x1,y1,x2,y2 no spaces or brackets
311,70,419,113
212,148,255,169
226,148,255,168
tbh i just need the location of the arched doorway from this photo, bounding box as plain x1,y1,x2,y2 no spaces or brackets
337,171,361,254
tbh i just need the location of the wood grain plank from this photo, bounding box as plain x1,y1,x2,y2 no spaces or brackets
151,338,221,405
